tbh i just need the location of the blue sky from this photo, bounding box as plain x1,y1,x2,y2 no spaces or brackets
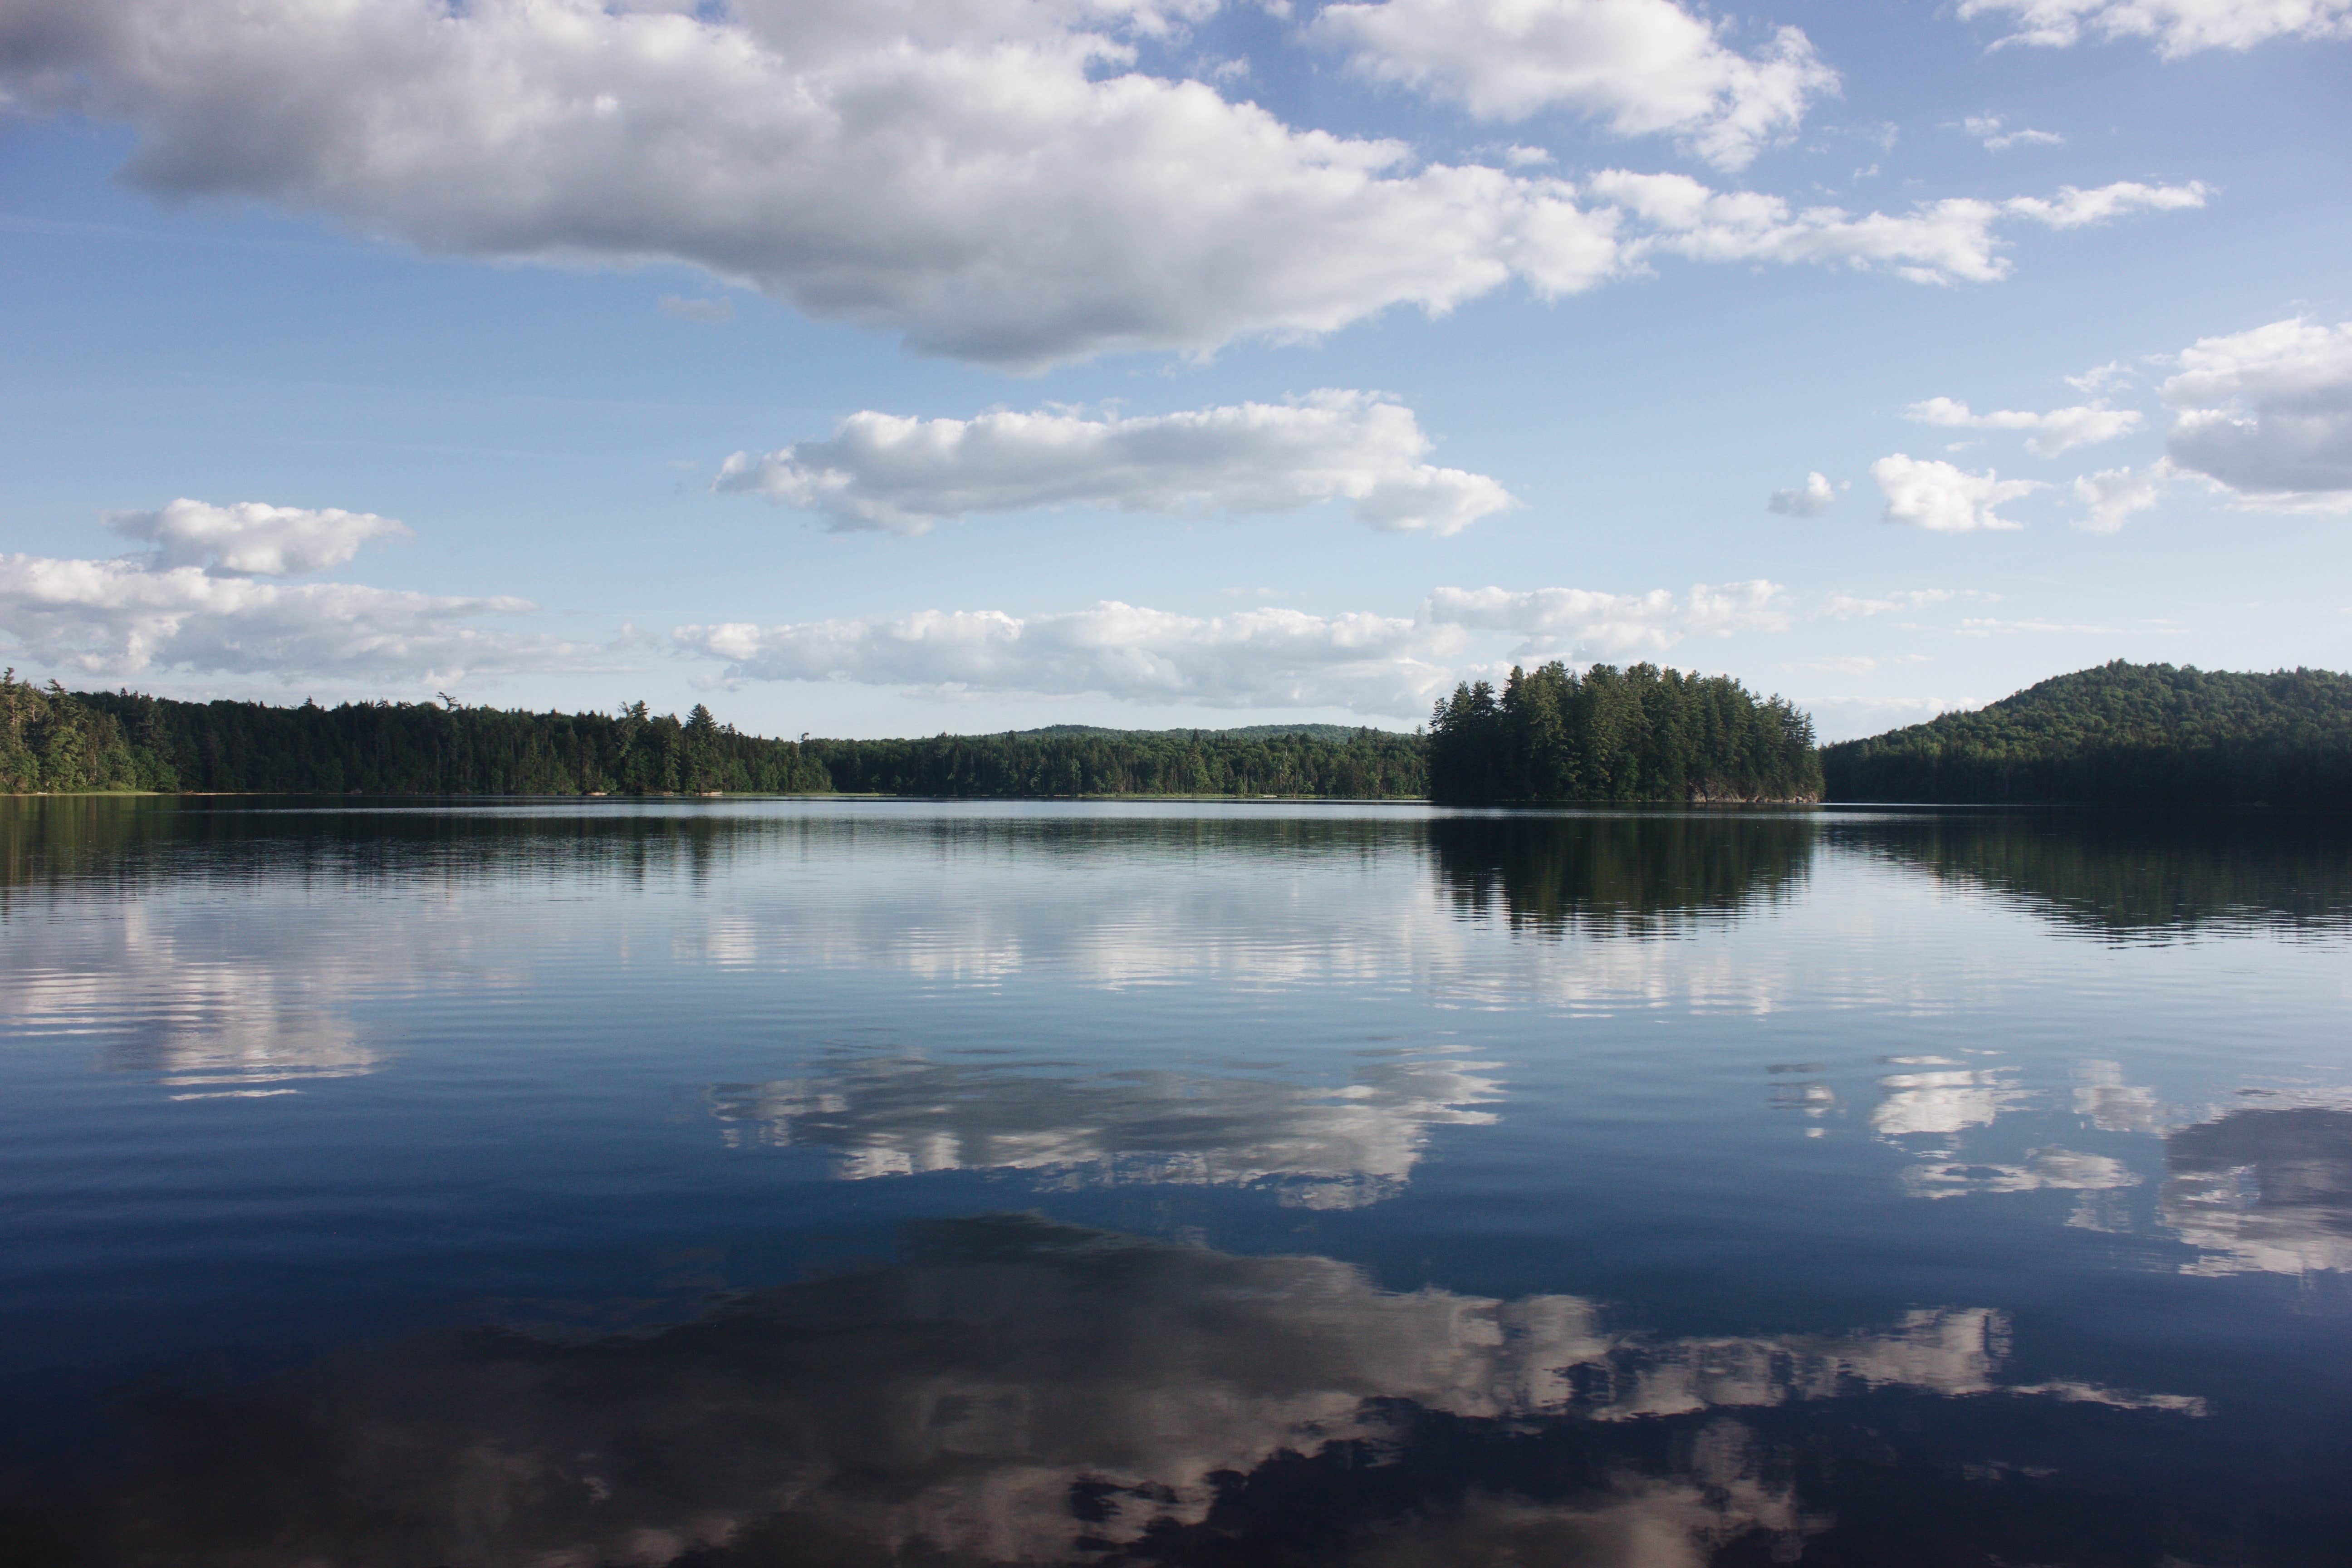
2,0,2347,739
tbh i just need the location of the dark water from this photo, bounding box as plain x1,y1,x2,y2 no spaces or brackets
2,798,2349,1567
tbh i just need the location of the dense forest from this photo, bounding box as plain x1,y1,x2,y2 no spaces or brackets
1821,662,2352,807
805,726,1422,799
0,674,1424,799
1425,662,1822,806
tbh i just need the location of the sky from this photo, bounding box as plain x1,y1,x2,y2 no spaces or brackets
0,0,2347,741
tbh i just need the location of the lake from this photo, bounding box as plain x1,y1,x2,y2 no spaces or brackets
2,797,2348,1566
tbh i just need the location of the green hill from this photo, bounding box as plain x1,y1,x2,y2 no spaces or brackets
1821,662,2352,807
1015,722,1394,742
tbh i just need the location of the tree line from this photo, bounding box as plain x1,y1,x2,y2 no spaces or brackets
1425,662,1822,806
0,674,1425,798
805,726,1424,799
1820,662,2352,807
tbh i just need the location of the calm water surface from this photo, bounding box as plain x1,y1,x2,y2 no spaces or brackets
2,798,2349,1566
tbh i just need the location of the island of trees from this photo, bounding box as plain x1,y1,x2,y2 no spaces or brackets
1820,662,2352,808
0,673,1424,799
1424,662,1822,806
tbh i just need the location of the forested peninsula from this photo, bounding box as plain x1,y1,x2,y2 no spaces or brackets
1424,662,1823,805
0,673,1424,799
1820,662,2352,807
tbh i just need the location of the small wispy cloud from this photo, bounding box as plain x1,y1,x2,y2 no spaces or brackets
1767,471,1841,517
1872,455,2044,532
1905,396,2142,456
1818,588,2000,619
2072,463,2173,532
1962,114,2065,151
2065,360,2133,395
1956,616,2167,637
1781,654,1931,676
659,295,735,325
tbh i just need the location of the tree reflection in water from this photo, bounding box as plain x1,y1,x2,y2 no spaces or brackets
1426,813,1817,937
1839,811,2352,941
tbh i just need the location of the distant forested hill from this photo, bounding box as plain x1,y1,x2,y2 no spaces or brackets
0,674,1425,798
1015,722,1367,743
807,726,1422,798
1425,662,1821,806
1821,662,2352,806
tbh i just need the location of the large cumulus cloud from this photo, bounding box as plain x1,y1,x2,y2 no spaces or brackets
0,0,2208,367
2160,318,2352,510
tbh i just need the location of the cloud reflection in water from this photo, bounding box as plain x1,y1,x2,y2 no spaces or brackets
709,1051,1501,1209
2162,1105,2352,1277
1,905,383,1098
100,1217,2202,1568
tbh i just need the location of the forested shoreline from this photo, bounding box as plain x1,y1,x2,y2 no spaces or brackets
0,674,1425,799
1820,662,2352,807
1425,662,1822,806
14,661,2348,808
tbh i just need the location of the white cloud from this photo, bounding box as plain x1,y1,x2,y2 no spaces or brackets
1903,395,2143,456
1423,578,1789,654
1780,654,1929,676
0,0,1613,368
0,1,2209,367
1959,0,2352,55
1588,172,2204,285
9,497,607,688
1767,471,1839,516
2001,179,2209,229
2072,462,2172,531
1872,454,2044,531
678,580,1794,715
105,498,410,577
1818,588,1996,618
2159,317,2352,510
0,552,611,686
2065,359,2133,394
713,392,1514,534
1684,578,1795,636
676,602,1467,716
1306,0,1838,171
1961,114,2064,151
1956,615,2137,634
